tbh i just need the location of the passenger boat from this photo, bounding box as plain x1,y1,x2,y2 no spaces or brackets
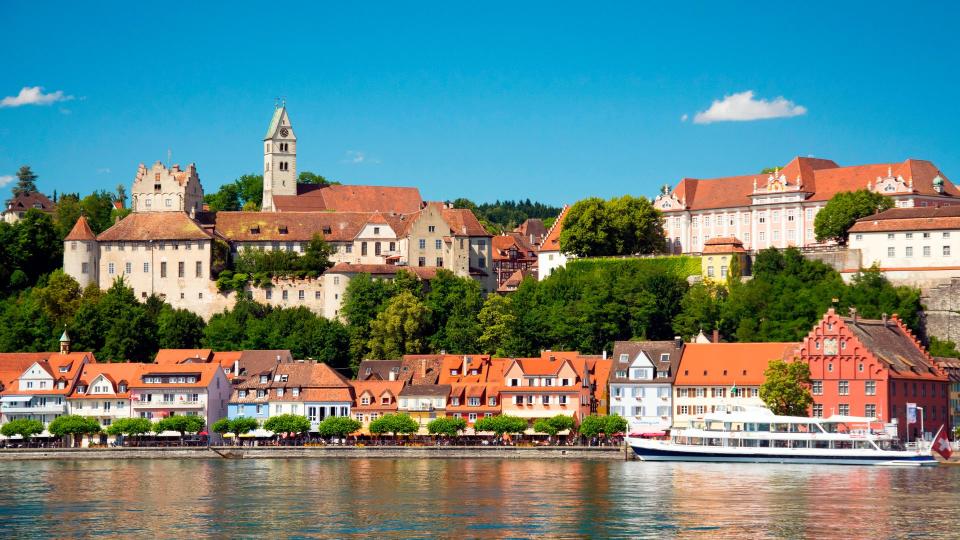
628,405,938,466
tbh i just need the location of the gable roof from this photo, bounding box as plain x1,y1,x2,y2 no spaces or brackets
264,105,286,139
97,212,211,242
702,236,746,254
64,216,97,241
849,205,960,233
610,340,684,383
154,349,214,365
357,360,403,381
437,206,491,237
540,205,568,252
5,191,55,213
131,362,223,389
514,218,548,243
71,362,142,398
674,342,799,386
841,316,946,380
273,184,423,214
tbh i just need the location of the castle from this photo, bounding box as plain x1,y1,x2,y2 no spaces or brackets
63,104,495,320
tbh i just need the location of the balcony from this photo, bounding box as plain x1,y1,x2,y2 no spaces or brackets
1,404,67,414
133,400,203,409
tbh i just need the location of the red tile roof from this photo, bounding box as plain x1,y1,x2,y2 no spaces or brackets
702,236,746,254
71,363,143,399
97,212,212,242
273,184,423,213
540,205,568,252
153,349,214,364
663,157,958,212
64,216,97,241
5,191,55,213
130,363,223,389
674,342,799,386
849,205,960,233
438,205,491,237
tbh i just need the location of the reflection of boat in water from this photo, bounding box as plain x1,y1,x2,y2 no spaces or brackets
628,405,938,466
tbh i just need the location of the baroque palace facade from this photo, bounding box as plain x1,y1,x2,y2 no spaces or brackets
653,157,959,254
63,105,494,320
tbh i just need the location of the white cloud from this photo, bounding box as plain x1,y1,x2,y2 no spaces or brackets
1,86,75,108
0,175,14,187
680,113,688,122
342,150,380,164
692,90,806,124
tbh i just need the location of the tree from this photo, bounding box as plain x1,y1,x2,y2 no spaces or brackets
367,291,430,359
106,418,153,444
212,417,260,444
316,416,362,441
80,191,118,234
341,273,396,368
48,415,102,447
559,195,665,257
533,418,559,437
156,306,206,349
13,165,38,195
427,417,467,438
477,294,516,356
13,209,63,287
0,418,44,441
423,270,482,353
578,415,607,440
929,336,960,359
814,190,894,245
263,414,312,437
205,174,264,211
34,269,83,327
54,193,82,238
300,234,334,273
473,415,527,439
672,282,727,341
759,359,814,416
298,171,338,186
604,414,628,435
115,184,127,207
154,415,206,444
368,413,419,438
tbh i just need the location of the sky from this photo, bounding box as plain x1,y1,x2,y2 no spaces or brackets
2,2,959,206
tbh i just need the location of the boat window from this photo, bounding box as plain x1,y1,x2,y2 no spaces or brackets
757,423,770,432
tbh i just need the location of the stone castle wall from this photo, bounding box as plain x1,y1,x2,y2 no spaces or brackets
922,277,960,346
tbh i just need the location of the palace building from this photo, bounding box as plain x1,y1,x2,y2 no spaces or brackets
653,157,959,254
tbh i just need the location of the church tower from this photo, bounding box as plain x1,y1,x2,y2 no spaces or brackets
261,103,297,212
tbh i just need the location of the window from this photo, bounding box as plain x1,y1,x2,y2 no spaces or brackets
428,225,436,233
419,239,426,249
887,233,895,240
945,246,952,257
720,265,728,278
373,227,380,235
478,256,486,268
558,395,568,405
838,404,850,416
345,244,353,254
514,395,524,405
418,257,426,267
436,257,443,267
865,380,876,396
838,380,849,395
923,246,931,257
865,404,877,418
178,261,185,278
282,290,288,300
906,246,913,257
812,404,823,417
108,262,115,275
812,381,823,395
945,232,951,238
855,234,863,241
266,289,272,300
510,379,519,387
888,247,895,257
81,262,89,274
361,242,368,256
468,397,480,406
298,290,305,300
435,239,442,249
906,233,913,239
488,397,496,406
923,232,931,238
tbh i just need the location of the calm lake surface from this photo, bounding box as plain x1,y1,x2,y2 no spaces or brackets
1,458,958,538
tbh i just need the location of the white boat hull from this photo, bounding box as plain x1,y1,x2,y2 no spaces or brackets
629,438,937,467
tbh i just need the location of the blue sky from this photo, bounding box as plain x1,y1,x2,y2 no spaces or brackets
2,2,958,206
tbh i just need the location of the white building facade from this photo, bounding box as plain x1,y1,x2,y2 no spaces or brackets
609,341,682,432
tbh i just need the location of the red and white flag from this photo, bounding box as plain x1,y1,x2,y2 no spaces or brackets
933,429,953,460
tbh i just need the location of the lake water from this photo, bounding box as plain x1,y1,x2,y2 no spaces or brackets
1,458,958,538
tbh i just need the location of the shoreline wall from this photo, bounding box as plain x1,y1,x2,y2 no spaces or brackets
0,445,628,461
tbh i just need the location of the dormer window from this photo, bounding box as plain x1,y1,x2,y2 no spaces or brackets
322,226,332,235
451,369,459,376
660,353,670,362
277,388,284,397
119,384,127,392
78,385,87,393
361,396,371,405
239,390,248,398
278,226,288,234
250,226,261,235
59,366,69,373
381,396,390,405
260,375,269,383
280,374,288,382
292,388,300,397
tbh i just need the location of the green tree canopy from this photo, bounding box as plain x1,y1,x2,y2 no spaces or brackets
759,359,814,416
473,415,527,438
559,195,666,257
106,418,153,438
424,270,482,354
263,414,311,435
477,294,517,356
578,415,607,439
212,417,260,442
0,418,44,439
427,417,467,437
367,291,430,359
316,416,362,439
814,189,894,245
368,413,419,437
154,415,206,439
13,165,38,195
48,415,102,445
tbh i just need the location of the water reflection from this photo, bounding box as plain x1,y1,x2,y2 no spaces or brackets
0,459,957,538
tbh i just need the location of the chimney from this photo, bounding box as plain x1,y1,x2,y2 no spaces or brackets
712,329,720,343
602,350,607,360
849,307,858,325
674,336,683,349
463,355,470,375
233,360,239,376
420,360,426,379
882,313,888,327
276,354,281,362
388,370,396,382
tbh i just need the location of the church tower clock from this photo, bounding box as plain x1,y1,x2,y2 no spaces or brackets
261,103,297,212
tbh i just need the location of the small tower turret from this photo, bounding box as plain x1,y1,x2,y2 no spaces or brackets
261,103,298,212
63,215,99,289
59,327,71,354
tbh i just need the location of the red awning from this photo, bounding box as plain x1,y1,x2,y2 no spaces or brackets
630,431,666,438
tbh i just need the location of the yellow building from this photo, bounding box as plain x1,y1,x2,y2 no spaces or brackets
701,237,747,282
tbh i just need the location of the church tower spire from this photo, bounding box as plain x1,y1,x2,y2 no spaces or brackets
261,103,297,212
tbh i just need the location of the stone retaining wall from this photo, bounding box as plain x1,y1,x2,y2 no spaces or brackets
0,445,628,461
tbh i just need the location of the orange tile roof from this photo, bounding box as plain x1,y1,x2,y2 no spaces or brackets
71,362,143,398
130,363,223,389
663,157,958,212
154,349,213,364
674,343,799,386
273,184,423,213
540,205,568,252
97,212,212,242
64,216,97,241
438,206,491,237
702,236,746,254
849,205,960,233
350,380,404,410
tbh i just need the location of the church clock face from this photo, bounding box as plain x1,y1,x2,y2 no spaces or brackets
279,128,289,137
